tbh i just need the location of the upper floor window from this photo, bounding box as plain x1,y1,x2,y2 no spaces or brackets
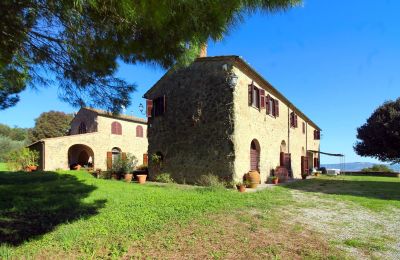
146,96,166,117
302,122,306,134
136,125,143,137
290,112,298,128
111,121,122,135
248,83,263,109
266,95,279,117
78,122,87,134
314,130,321,140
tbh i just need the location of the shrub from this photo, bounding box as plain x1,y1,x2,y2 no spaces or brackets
6,148,39,171
112,154,138,174
0,135,25,162
136,164,148,171
196,174,226,189
155,173,174,183
361,164,393,173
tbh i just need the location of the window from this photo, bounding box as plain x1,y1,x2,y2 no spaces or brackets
78,122,87,134
111,121,122,135
266,95,279,117
147,96,166,117
314,130,321,140
248,83,261,109
136,125,143,137
290,112,298,128
302,122,306,134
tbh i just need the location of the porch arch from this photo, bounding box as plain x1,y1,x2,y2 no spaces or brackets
68,144,94,169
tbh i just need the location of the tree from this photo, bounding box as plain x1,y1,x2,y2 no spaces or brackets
361,164,393,173
0,136,25,162
0,0,300,112
28,111,73,142
354,98,400,164
0,123,29,141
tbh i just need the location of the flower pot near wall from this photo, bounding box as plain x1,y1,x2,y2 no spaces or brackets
137,174,147,184
237,185,246,193
124,173,133,183
272,178,279,185
301,174,307,180
111,173,120,180
246,170,260,188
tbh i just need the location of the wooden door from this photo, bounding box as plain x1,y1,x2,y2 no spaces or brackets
250,147,259,171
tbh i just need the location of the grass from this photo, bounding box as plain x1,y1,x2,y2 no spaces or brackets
0,170,398,258
285,175,400,211
0,163,8,171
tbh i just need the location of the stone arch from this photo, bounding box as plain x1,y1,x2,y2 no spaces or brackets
250,139,260,171
68,144,94,169
112,147,122,164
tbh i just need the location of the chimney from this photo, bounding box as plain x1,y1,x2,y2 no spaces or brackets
199,43,207,58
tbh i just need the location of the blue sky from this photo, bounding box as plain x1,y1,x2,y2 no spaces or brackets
1,0,399,164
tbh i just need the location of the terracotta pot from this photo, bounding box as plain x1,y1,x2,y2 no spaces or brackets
29,165,38,171
236,185,246,193
301,174,307,180
124,173,133,183
111,173,120,180
272,178,279,185
246,170,260,188
25,167,32,172
74,164,81,171
137,174,147,184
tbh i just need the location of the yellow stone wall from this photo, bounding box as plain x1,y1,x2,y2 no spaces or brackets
232,66,320,182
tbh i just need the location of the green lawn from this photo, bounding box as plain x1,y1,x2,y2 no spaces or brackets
0,171,398,259
0,163,8,171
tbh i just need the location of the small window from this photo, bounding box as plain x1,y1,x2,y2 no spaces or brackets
153,96,166,117
290,112,298,128
266,96,279,117
314,130,321,140
78,122,87,134
111,121,122,135
252,86,260,108
136,125,143,137
302,122,306,134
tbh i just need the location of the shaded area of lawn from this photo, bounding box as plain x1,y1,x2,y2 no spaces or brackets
0,171,105,245
285,175,400,210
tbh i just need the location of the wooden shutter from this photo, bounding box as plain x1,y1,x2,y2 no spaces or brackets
274,100,279,117
122,152,127,160
143,153,148,166
313,157,317,168
117,122,122,135
260,89,265,109
317,158,320,168
146,99,153,117
266,95,271,114
248,84,253,106
290,112,294,127
294,114,298,128
163,95,166,114
280,152,285,166
107,152,112,170
301,156,307,174
302,122,305,134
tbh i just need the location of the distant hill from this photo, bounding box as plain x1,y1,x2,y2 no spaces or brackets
321,162,400,172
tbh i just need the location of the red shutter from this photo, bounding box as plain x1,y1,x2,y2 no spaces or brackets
122,152,127,160
248,84,253,106
260,89,265,109
317,158,320,168
274,100,279,117
302,122,305,134
290,112,294,127
280,152,285,166
295,114,298,128
107,152,112,170
313,157,317,168
118,122,122,135
143,153,148,166
163,95,166,114
146,99,153,117
266,95,270,114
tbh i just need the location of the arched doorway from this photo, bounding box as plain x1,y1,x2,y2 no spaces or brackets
250,139,260,171
68,144,94,169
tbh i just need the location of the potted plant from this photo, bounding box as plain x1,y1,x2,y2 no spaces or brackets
112,154,138,182
136,174,147,184
25,149,39,172
245,170,260,188
236,181,247,192
301,173,308,180
271,176,279,185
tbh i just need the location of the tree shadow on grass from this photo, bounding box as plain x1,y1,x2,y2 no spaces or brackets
0,171,105,246
285,177,400,201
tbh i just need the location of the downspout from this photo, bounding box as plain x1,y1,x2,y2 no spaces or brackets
287,106,290,153
41,141,45,171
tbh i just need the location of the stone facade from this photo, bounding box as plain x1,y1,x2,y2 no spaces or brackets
145,56,320,183
29,108,148,171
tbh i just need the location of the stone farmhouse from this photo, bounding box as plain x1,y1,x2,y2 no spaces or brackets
144,55,321,183
28,107,148,171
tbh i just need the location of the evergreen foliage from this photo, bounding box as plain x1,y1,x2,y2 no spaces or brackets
354,98,400,164
0,0,300,112
28,111,73,142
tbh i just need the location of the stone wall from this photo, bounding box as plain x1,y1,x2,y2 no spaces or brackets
69,109,98,134
146,60,235,183
231,65,320,181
